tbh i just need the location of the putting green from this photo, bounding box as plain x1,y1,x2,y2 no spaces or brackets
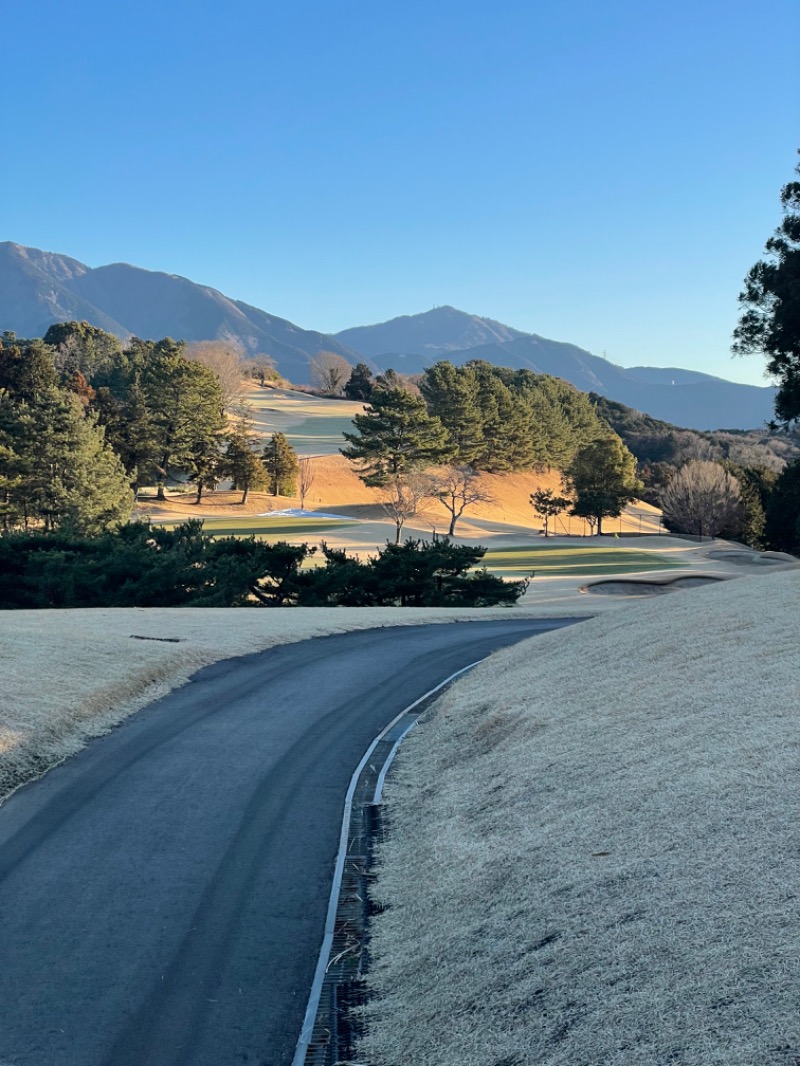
482,544,680,578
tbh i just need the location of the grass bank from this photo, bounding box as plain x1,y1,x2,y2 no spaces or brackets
360,567,800,1065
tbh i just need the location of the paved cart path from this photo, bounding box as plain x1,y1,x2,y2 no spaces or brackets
0,619,578,1066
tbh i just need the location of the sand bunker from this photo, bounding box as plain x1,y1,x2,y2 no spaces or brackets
707,548,795,566
585,574,727,596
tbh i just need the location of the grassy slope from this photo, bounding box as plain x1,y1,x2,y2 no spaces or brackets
245,386,365,455
361,567,800,1066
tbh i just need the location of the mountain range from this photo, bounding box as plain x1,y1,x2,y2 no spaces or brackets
0,242,355,383
0,242,776,431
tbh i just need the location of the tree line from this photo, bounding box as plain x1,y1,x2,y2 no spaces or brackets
0,522,525,609
0,324,301,534
340,360,644,536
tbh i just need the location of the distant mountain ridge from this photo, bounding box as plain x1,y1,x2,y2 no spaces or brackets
0,242,776,430
335,306,776,431
0,242,356,383
335,305,526,358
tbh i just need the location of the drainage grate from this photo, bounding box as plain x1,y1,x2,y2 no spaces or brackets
299,714,431,1065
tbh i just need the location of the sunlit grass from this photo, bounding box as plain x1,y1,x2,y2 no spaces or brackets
482,544,680,577
153,515,355,538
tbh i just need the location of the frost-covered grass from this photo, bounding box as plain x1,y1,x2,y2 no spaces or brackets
482,544,680,577
0,605,577,803
246,386,363,454
361,568,800,1066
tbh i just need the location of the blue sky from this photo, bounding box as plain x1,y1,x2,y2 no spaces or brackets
3,0,798,384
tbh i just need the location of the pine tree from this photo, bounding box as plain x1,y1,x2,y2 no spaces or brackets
142,341,226,499
530,488,572,537
92,338,225,498
14,388,133,533
419,362,484,465
471,364,536,471
733,153,800,424
44,321,122,379
262,432,299,496
343,362,375,401
0,392,31,529
764,459,800,553
566,437,642,535
0,338,59,401
224,416,268,503
341,387,450,486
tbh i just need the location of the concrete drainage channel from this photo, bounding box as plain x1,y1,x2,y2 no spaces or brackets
292,663,482,1066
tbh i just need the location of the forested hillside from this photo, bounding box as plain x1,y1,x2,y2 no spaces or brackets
335,305,777,431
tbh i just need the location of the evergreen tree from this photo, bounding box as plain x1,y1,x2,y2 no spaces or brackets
530,488,572,537
7,387,133,533
0,338,59,401
471,363,536,471
733,152,800,424
721,463,776,547
262,432,299,496
764,459,800,553
549,380,610,462
143,341,226,499
0,391,32,529
419,362,484,465
92,380,159,493
0,522,313,608
341,387,450,486
566,437,642,534
343,362,375,401
187,440,223,503
369,538,526,607
44,321,122,379
522,379,572,468
373,368,403,392
224,416,268,503
93,338,225,497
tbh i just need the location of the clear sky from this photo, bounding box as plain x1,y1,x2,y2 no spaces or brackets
3,0,798,384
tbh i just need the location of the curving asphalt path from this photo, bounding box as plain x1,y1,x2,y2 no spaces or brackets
0,619,579,1066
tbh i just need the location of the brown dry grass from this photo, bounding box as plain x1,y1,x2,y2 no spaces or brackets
361,567,800,1065
138,454,662,537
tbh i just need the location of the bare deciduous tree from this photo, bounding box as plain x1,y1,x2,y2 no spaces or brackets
431,465,494,536
309,351,352,396
660,460,744,539
298,456,316,510
185,340,247,410
381,471,435,544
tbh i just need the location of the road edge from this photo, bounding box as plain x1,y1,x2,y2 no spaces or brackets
291,660,483,1066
